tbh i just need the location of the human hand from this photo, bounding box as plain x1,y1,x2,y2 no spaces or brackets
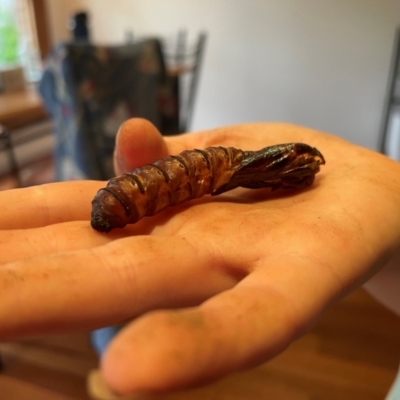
1,119,400,395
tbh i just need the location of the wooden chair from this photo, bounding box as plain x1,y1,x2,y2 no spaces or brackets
163,31,208,133
0,124,21,188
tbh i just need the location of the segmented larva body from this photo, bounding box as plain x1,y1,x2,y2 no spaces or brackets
91,147,246,232
91,143,325,232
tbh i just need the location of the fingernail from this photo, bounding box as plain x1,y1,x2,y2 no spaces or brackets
88,369,147,400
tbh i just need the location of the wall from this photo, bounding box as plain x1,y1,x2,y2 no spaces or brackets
44,0,400,149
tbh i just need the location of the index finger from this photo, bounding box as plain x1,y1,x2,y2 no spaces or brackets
0,181,104,230
0,234,237,340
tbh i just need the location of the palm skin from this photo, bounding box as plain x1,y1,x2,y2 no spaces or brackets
0,119,400,395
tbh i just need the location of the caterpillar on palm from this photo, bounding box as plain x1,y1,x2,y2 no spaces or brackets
91,143,325,232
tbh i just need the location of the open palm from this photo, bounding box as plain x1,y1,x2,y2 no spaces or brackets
1,119,400,395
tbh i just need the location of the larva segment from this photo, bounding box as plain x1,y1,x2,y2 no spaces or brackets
90,144,324,232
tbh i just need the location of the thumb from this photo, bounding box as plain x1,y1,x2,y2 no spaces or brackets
113,118,169,175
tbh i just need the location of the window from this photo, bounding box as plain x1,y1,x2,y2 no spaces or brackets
0,0,50,80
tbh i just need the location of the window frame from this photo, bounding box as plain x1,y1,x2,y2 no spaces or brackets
31,0,50,60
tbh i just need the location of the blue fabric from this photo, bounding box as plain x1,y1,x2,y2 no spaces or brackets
91,326,121,356
38,39,179,181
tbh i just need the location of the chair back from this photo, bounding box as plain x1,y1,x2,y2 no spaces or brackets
39,39,170,180
162,32,207,133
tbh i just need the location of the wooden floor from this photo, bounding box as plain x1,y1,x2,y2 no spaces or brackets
0,334,97,400
0,289,399,400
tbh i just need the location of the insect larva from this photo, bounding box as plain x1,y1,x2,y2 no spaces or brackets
91,143,325,232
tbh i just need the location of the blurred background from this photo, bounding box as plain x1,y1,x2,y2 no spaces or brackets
45,0,400,149
43,0,399,148
2,0,400,184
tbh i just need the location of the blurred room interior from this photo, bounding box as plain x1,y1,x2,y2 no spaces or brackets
0,1,400,399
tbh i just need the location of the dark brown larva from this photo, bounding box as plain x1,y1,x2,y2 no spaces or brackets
91,143,325,232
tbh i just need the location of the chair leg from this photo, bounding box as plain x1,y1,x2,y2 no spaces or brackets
180,32,207,133
0,124,21,187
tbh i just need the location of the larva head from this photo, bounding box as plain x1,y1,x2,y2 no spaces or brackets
291,143,325,167
91,188,128,233
276,143,326,189
213,143,326,195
